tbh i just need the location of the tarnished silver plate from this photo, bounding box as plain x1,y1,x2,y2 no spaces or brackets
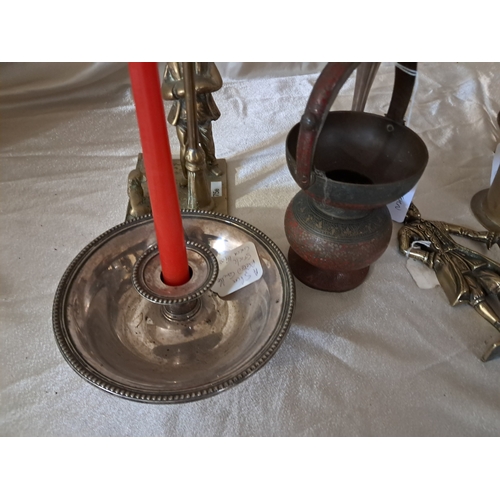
52,211,295,403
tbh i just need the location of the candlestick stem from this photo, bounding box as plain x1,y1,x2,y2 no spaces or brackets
184,62,199,150
182,62,213,211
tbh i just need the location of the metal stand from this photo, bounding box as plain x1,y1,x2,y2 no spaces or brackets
174,158,228,214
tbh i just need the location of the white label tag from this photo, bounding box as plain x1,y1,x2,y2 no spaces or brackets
490,143,500,185
211,181,222,198
388,185,417,223
212,242,263,297
406,257,440,289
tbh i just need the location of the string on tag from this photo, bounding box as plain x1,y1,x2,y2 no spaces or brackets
395,63,419,127
404,240,432,258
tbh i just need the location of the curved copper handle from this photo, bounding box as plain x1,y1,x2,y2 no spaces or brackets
296,63,359,189
295,62,418,190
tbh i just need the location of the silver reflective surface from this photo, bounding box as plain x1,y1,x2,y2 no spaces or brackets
53,211,295,403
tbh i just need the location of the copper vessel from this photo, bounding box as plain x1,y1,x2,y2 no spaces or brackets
285,62,429,292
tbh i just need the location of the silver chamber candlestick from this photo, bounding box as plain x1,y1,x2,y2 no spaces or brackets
53,211,295,403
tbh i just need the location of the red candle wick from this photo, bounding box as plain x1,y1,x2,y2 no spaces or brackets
129,62,190,286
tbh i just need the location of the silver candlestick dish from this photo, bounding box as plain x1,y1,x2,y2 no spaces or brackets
53,211,295,403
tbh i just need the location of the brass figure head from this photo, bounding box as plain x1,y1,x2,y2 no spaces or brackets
404,203,422,223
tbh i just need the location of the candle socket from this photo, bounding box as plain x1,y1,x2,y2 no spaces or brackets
161,297,202,322
132,240,218,322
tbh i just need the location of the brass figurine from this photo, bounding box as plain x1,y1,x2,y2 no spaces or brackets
162,62,223,181
125,62,228,219
399,204,500,361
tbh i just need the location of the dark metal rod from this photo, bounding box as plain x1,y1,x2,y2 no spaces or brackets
183,62,198,150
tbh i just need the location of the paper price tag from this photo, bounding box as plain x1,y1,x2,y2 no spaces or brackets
212,242,263,297
490,143,500,185
388,185,417,223
211,181,222,198
406,257,440,289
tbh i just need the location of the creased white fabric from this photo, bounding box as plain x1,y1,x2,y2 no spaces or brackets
1,62,500,436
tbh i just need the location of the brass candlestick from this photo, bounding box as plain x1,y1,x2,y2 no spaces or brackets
470,111,500,232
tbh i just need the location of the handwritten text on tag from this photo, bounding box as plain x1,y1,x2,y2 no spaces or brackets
211,181,222,198
212,242,263,297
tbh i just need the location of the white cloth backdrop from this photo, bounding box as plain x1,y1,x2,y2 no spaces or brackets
1,62,499,436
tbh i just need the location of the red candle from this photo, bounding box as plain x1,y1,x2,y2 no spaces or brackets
129,62,190,286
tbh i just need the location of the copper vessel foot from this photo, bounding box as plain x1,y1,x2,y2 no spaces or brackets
288,248,369,292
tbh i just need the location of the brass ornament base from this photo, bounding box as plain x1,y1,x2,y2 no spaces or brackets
471,188,500,232
126,155,229,222
174,158,228,214
52,211,295,403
